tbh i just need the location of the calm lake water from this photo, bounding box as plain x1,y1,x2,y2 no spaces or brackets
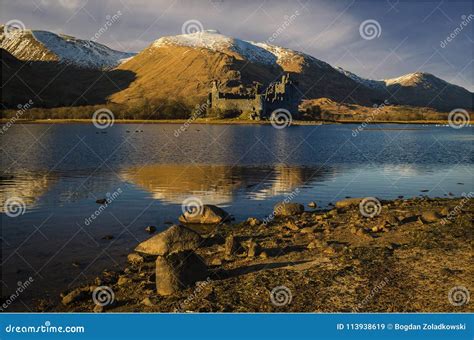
1,123,472,309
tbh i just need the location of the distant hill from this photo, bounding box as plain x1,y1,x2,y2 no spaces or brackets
301,97,473,122
337,68,473,112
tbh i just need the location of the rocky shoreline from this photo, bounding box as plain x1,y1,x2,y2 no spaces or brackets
53,196,472,313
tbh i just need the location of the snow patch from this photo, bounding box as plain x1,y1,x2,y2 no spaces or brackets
32,31,135,69
0,28,135,69
335,67,386,90
152,30,328,67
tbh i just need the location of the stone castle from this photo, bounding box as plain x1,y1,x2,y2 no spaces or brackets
207,74,300,120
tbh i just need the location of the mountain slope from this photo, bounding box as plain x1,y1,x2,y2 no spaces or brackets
383,72,473,111
111,30,377,105
336,68,472,111
1,49,135,107
0,26,134,70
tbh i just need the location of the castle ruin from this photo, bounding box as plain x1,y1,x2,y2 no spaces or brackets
207,74,300,120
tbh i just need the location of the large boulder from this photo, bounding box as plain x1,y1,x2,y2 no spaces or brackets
420,211,443,224
155,251,208,296
273,202,304,216
178,204,230,224
335,198,363,209
135,225,202,256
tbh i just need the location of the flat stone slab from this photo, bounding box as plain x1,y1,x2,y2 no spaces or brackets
135,225,202,256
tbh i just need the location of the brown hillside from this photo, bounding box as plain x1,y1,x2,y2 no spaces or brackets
110,45,282,105
110,33,377,107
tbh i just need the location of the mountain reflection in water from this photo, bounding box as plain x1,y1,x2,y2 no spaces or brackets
120,164,336,205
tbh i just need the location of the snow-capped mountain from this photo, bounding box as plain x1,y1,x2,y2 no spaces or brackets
153,30,331,69
154,29,334,72
334,67,472,110
2,27,472,111
0,26,135,70
113,29,376,104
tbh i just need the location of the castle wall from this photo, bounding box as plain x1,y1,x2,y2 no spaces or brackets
208,75,300,119
211,94,264,114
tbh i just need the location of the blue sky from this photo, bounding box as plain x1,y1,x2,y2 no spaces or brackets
1,0,473,91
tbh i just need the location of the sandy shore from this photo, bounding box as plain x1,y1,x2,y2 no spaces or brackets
46,196,473,313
